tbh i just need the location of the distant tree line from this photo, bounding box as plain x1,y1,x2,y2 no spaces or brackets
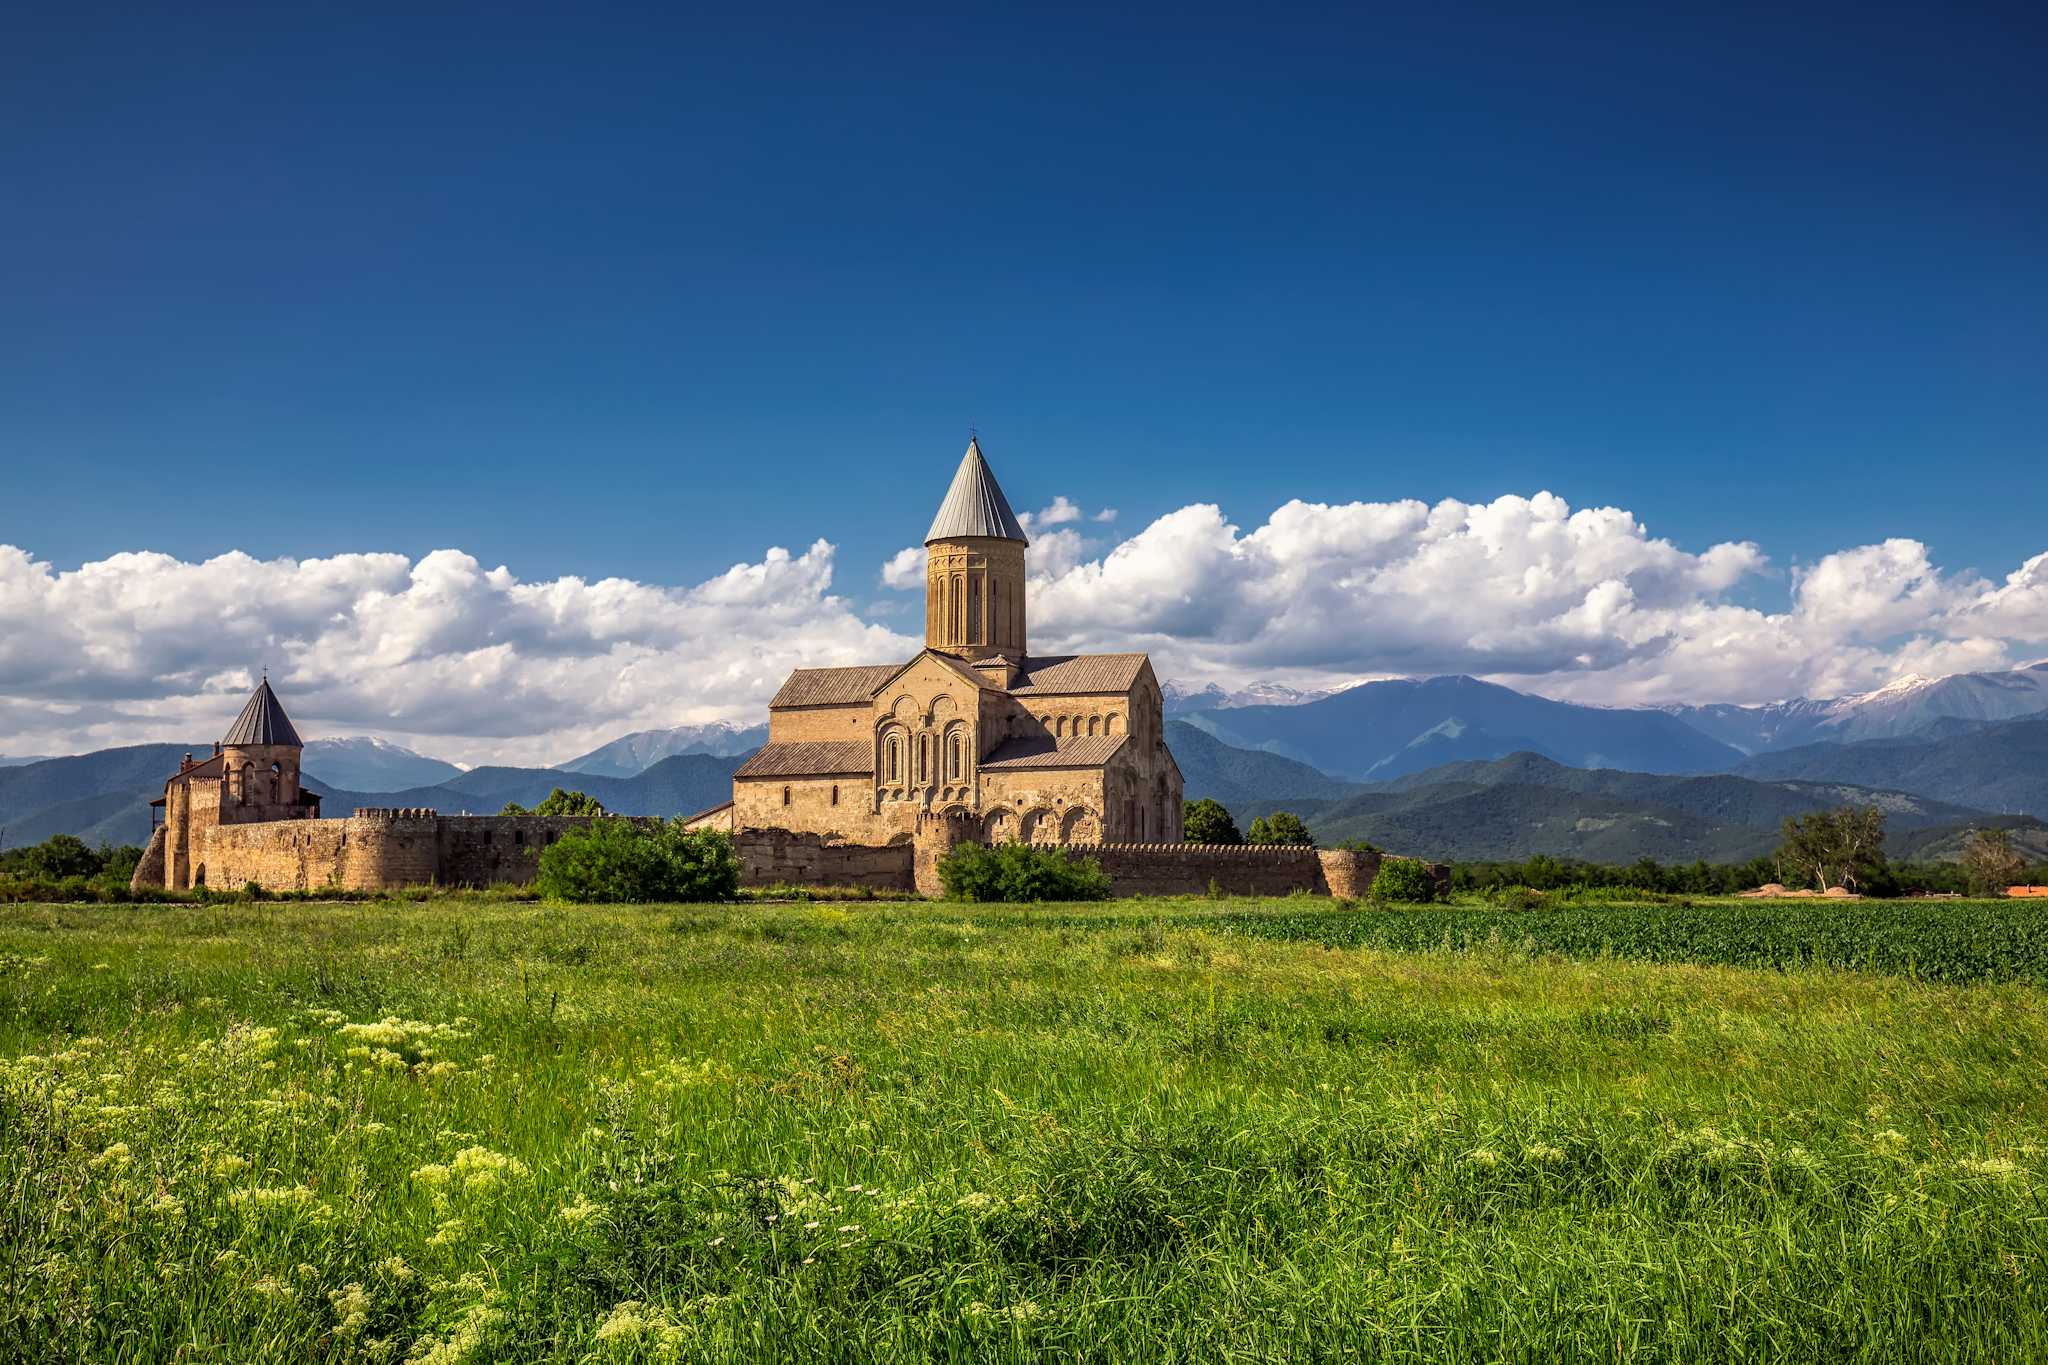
1189,800,2043,900
0,834,143,886
1453,814,2045,899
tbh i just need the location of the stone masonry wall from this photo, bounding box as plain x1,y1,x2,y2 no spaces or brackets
1075,843,1336,897
435,815,600,887
202,816,354,892
196,809,602,892
1065,844,1448,899
735,828,917,892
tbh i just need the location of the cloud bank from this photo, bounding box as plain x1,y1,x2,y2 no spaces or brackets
4,489,2045,762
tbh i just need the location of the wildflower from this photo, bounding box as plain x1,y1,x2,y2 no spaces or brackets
1464,1148,1501,1170
89,1142,133,1171
559,1194,605,1226
250,1277,295,1301
1523,1143,1566,1165
708,1236,725,1246
594,1301,652,1344
803,1220,820,1229
376,1255,414,1281
407,1294,503,1365
837,1224,860,1233
427,1218,467,1247
330,1283,371,1338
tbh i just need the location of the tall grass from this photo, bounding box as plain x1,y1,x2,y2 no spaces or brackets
2,898,2044,1361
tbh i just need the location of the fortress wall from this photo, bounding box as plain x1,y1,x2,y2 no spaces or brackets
435,815,599,886
203,817,353,891
129,826,168,894
1054,844,1446,899
735,828,917,892
340,810,441,889
1072,842,1332,897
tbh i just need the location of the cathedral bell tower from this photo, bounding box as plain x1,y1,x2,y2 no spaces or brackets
924,437,1029,660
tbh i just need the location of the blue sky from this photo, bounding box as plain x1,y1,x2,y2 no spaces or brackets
4,3,2043,584
2,4,2046,758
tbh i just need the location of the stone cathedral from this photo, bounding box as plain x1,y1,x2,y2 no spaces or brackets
725,438,1184,847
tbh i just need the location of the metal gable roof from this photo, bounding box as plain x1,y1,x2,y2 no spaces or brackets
768,665,902,709
733,741,874,778
1006,653,1150,696
979,734,1130,770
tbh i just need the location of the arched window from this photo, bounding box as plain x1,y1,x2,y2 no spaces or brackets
950,734,963,780
887,737,901,783
239,762,254,805
1087,715,1099,736
830,784,839,806
782,785,792,806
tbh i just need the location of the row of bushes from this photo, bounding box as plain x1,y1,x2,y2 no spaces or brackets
1452,853,2048,900
3,824,1449,907
936,842,1444,903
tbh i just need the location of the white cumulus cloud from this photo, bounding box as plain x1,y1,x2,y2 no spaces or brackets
0,541,913,765
879,547,924,590
4,487,2045,763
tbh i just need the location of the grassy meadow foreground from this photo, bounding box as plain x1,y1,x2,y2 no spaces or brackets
3,898,2046,1362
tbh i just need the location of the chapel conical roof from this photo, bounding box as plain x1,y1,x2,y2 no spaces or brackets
924,437,1028,545
220,676,303,748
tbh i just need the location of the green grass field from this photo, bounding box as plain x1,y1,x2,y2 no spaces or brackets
3,897,2046,1362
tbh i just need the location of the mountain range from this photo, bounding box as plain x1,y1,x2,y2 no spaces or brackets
1302,751,2028,864
301,738,466,790
556,722,769,777
1177,674,1742,779
1665,661,2048,753
9,661,2048,866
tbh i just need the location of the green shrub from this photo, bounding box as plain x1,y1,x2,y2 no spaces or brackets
1487,885,1545,911
1183,798,1241,845
535,819,739,903
1246,812,1314,847
501,786,606,817
936,842,1112,902
1371,858,1440,903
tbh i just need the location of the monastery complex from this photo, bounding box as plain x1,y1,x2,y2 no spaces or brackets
135,441,1409,898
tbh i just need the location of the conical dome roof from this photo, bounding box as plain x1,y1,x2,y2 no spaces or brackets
924,438,1028,545
221,677,303,748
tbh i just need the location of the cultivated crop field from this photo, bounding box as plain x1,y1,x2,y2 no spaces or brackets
3,898,2046,1363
